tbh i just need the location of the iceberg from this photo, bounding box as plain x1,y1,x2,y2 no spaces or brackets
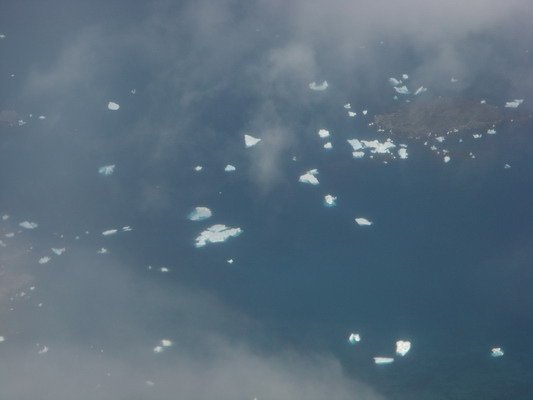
102,229,118,236
323,142,332,149
224,164,236,172
98,164,115,176
244,134,261,148
107,101,120,111
318,129,330,138
309,81,328,91
51,248,66,255
19,221,38,229
396,340,411,356
355,217,372,226
491,347,504,357
398,148,408,159
299,169,319,185
394,86,410,95
505,99,523,108
374,357,394,365
414,86,427,95
348,333,361,345
38,256,51,265
195,224,243,248
324,195,337,207
188,207,212,221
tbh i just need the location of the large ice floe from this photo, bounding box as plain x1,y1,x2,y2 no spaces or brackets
195,224,243,248
324,195,337,207
374,357,394,365
19,221,38,229
348,333,361,345
188,207,212,221
107,101,120,111
244,134,261,148
505,99,524,108
309,81,328,91
299,169,319,185
98,164,115,176
355,217,373,226
396,340,411,356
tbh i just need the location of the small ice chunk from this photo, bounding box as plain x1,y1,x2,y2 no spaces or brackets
343,103,351,109
38,256,51,265
0,336,4,342
324,195,337,207
396,340,411,356
194,165,203,171
97,248,108,254
389,77,402,86
505,99,523,108
394,86,410,95
504,163,511,169
161,339,172,347
38,115,46,120
473,134,482,139
224,164,236,172
450,77,458,83
323,142,332,149
153,346,163,353
107,101,120,111
362,110,368,115
402,74,409,80
347,139,363,151
480,99,486,104
299,169,319,185
318,129,330,138
374,357,394,365
38,345,49,354
348,111,357,117
348,333,361,345
309,81,328,91
188,207,212,221
227,259,234,264
491,347,504,357
0,34,6,39
487,128,496,135
19,221,38,229
98,164,115,176
195,224,243,248
145,380,155,387
352,151,365,159
443,155,451,163
51,248,66,255
160,267,169,273
355,217,372,226
244,134,261,148
414,86,427,95
398,148,408,159
102,229,118,236
435,136,445,143
1,214,8,220
122,226,132,232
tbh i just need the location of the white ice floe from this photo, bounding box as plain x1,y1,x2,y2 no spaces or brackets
361,139,396,154
504,163,511,169
0,336,4,342
1,214,8,220
188,207,212,221
324,195,337,207
473,134,482,139
355,217,372,226
348,111,357,117
414,86,427,95
402,74,409,80
348,333,361,345
153,346,163,353
491,347,504,357
38,115,46,120
481,99,487,104
389,77,402,86
324,142,332,149
195,224,243,248
362,110,368,115
443,155,451,163
318,129,330,138
194,165,203,171
299,169,319,185
38,256,51,265
394,86,410,95
505,99,524,108
102,229,118,236
374,357,394,365
160,267,169,272
344,103,351,109
309,81,328,91
487,128,497,134
396,340,411,356
160,339,172,347
97,248,108,254
19,221,38,229
51,248,66,255
5,232,15,238
38,346,49,355
224,164,236,172
107,101,120,111
352,151,365,159
98,164,115,176
122,226,132,232
398,148,408,159
347,139,363,151
227,259,234,264
244,134,261,148
0,34,6,39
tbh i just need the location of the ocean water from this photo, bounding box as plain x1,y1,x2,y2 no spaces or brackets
1,1,533,399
